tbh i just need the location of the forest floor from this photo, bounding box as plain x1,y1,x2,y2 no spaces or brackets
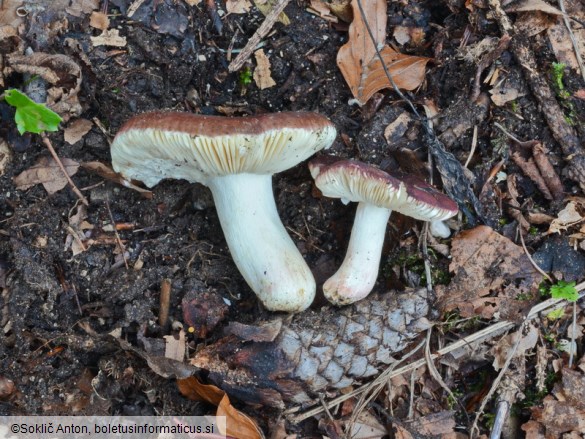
1,0,585,437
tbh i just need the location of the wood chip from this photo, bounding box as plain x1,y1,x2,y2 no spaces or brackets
253,49,276,89
90,29,127,47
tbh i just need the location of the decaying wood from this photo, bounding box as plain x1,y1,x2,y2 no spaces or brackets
228,0,291,72
488,0,585,192
191,289,432,409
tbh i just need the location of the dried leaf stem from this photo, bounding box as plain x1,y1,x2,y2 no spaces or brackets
41,135,89,206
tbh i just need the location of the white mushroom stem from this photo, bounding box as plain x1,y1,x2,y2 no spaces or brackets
430,220,451,238
207,173,315,313
323,203,392,306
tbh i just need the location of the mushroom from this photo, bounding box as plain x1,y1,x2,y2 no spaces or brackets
111,111,337,312
309,156,458,306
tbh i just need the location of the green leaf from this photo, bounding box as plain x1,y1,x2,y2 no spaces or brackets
4,89,62,134
546,308,565,321
550,280,578,302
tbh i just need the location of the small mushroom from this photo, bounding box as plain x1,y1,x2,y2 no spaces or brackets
111,111,337,312
309,156,458,305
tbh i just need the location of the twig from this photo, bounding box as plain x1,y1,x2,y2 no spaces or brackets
569,301,576,367
464,125,478,168
287,285,585,423
228,0,291,72
105,198,128,269
470,325,525,438
559,0,585,83
41,135,89,206
159,278,171,328
517,226,552,282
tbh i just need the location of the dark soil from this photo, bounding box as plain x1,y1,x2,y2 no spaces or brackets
1,0,584,435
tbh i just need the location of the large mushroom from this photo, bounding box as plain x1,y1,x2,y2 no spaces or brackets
309,156,458,305
111,111,336,312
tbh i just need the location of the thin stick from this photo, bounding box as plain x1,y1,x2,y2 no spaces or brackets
569,301,576,367
228,0,291,72
105,198,128,269
559,0,585,83
470,325,524,438
464,125,478,168
42,135,89,206
159,278,171,328
517,226,552,282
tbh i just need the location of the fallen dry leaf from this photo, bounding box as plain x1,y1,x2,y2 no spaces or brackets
226,0,252,14
336,0,431,105
490,80,524,106
490,324,538,370
178,377,263,439
436,226,543,320
548,201,583,234
64,204,93,256
346,411,387,438
546,0,585,72
253,49,276,89
64,118,93,145
308,0,338,22
0,0,25,28
90,29,127,47
89,11,110,30
504,0,563,15
14,156,79,195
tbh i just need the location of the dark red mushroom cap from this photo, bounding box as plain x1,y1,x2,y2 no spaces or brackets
309,156,458,221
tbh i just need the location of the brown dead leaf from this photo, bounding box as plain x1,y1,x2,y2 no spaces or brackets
177,376,225,405
346,411,387,438
337,0,431,105
504,0,563,15
64,118,93,145
546,0,585,72
436,226,543,319
90,29,127,47
163,330,186,362
178,377,263,439
14,156,79,195
226,0,252,14
548,201,583,234
64,204,93,256
491,324,538,370
253,49,276,89
80,161,153,198
490,80,524,106
217,394,263,439
308,0,338,22
0,0,24,28
513,11,556,37
89,11,110,30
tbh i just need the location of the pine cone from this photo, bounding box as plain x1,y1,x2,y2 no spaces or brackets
191,289,431,408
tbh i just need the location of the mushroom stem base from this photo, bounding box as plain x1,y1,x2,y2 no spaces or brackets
324,203,391,305
208,173,315,312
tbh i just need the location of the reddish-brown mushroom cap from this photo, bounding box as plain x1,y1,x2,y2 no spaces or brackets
309,157,458,221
